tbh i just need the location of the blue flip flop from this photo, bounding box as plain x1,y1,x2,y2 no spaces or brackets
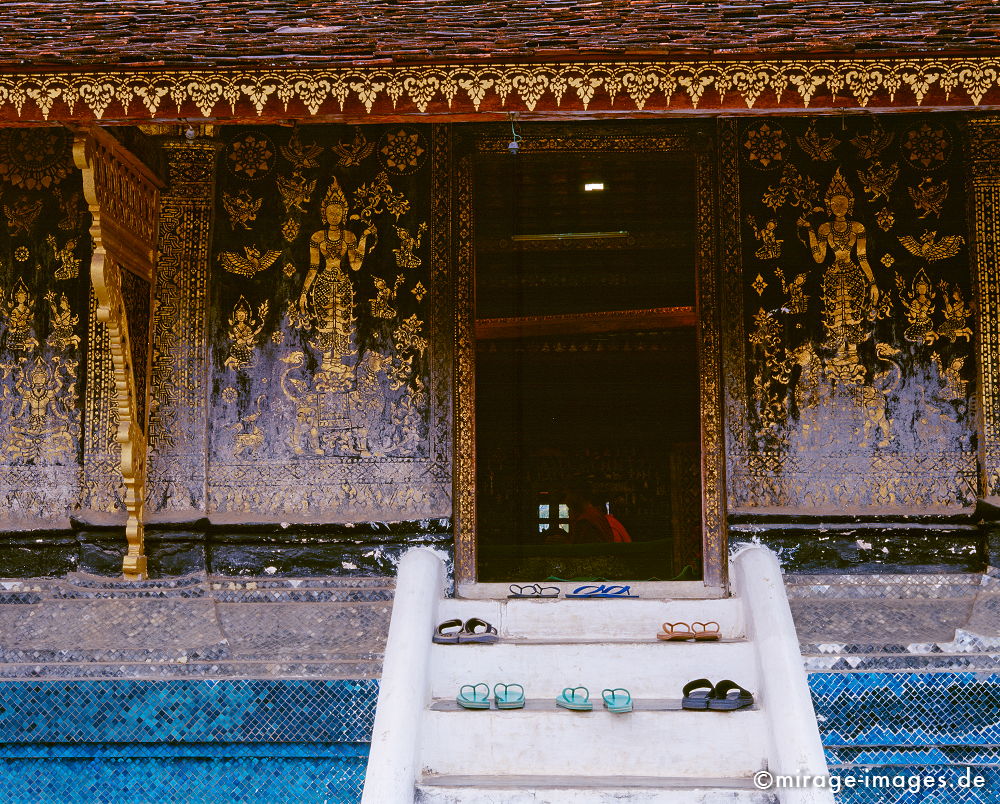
602,688,633,713
493,683,525,710
556,686,593,711
457,683,491,710
565,584,639,599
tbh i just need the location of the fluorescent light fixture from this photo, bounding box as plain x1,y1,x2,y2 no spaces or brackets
584,182,605,191
510,231,628,242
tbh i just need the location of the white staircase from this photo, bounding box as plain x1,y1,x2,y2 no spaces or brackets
363,547,834,804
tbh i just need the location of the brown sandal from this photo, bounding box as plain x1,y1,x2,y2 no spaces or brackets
692,621,721,641
657,621,696,641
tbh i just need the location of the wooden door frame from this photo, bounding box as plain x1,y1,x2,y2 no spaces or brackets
452,122,727,588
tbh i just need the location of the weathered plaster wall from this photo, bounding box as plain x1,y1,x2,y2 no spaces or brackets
0,128,92,526
200,124,451,520
722,115,977,513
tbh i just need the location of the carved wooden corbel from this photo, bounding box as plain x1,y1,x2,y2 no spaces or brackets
74,127,164,579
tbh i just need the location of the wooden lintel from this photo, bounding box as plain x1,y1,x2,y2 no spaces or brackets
475,306,697,340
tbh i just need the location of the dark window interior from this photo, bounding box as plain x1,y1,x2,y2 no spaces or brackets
473,145,703,581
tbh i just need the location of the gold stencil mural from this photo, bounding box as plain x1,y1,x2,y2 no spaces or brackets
726,116,976,511
207,124,451,518
0,128,89,522
965,117,1000,497
146,138,218,513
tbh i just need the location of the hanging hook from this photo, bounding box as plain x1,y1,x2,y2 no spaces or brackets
508,112,522,155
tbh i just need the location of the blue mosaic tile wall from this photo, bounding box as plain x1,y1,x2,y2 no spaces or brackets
809,673,1000,804
0,680,378,804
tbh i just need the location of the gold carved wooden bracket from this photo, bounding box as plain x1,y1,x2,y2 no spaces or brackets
74,127,164,579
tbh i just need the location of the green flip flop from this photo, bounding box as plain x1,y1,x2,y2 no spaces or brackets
602,687,633,713
556,685,593,711
493,682,525,710
457,682,491,710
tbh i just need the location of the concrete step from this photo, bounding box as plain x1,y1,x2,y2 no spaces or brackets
419,706,767,778
416,775,777,803
438,597,744,642
428,641,757,698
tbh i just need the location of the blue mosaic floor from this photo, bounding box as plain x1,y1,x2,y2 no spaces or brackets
0,680,378,803
809,673,1000,804
2,664,997,802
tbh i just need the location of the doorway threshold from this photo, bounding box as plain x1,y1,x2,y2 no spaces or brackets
456,581,727,600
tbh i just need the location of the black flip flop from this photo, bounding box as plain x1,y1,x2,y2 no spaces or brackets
508,583,560,599
681,678,714,710
458,617,499,644
432,618,463,644
708,679,754,711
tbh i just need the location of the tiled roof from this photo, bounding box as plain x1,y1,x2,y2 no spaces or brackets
2,1,999,69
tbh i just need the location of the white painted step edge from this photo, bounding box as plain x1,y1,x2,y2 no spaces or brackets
362,548,446,804
732,546,836,804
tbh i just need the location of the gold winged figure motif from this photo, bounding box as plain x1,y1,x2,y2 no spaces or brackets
898,230,965,262
796,120,840,161
908,177,949,219
222,189,263,230
4,197,42,235
219,246,282,277
277,173,317,215
331,128,375,167
850,120,894,161
857,161,899,202
280,130,324,171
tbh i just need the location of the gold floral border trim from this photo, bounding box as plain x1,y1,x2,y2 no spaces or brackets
966,116,1000,497
5,58,1000,121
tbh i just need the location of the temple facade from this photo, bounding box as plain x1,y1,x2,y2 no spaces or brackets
0,9,999,590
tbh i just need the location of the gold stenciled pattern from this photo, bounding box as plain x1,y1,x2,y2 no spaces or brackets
224,295,268,371
965,117,1000,496
729,115,976,511
207,125,449,518
0,129,89,523
7,58,1000,123
146,139,218,513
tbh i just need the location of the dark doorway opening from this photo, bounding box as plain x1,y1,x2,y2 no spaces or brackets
472,144,703,581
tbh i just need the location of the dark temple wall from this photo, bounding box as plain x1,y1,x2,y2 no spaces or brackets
722,115,977,514
0,128,92,527
203,124,451,521
0,124,455,577
0,118,989,576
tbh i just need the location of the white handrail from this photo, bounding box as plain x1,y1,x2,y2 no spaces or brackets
732,545,835,804
361,548,445,804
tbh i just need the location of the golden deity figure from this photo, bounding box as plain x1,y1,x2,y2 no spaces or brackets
3,278,38,353
897,268,937,345
293,177,376,383
224,295,269,371
44,291,80,351
370,274,405,319
774,266,809,315
7,357,74,459
747,215,783,260
797,168,880,383
937,285,973,343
